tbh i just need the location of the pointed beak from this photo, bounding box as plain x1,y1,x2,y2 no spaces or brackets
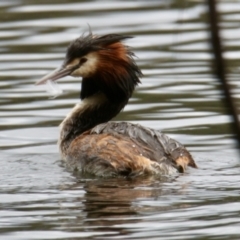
36,64,78,85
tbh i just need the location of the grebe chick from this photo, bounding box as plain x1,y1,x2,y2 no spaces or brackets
37,33,197,177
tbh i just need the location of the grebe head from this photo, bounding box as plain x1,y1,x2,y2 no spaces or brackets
37,33,142,102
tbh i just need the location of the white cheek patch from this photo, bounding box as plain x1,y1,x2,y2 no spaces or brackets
70,52,98,78
67,58,79,68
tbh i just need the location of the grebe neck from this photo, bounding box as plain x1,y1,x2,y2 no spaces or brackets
58,92,127,156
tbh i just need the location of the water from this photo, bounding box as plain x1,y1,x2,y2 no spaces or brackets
0,0,240,239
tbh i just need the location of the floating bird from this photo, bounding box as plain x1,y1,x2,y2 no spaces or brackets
37,33,197,177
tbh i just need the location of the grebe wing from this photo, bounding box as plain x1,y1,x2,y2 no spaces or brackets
66,122,197,177
90,122,197,171
68,131,178,177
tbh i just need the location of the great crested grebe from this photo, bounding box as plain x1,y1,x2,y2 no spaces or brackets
37,33,197,177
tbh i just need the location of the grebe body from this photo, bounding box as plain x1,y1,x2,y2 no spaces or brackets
37,33,197,177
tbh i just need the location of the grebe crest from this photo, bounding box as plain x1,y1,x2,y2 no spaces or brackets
37,32,197,178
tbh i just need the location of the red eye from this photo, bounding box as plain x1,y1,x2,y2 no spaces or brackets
80,58,87,64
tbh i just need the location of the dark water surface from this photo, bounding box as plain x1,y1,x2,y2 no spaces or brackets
0,0,240,239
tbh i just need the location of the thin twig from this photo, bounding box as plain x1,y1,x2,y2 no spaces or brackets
207,0,240,151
